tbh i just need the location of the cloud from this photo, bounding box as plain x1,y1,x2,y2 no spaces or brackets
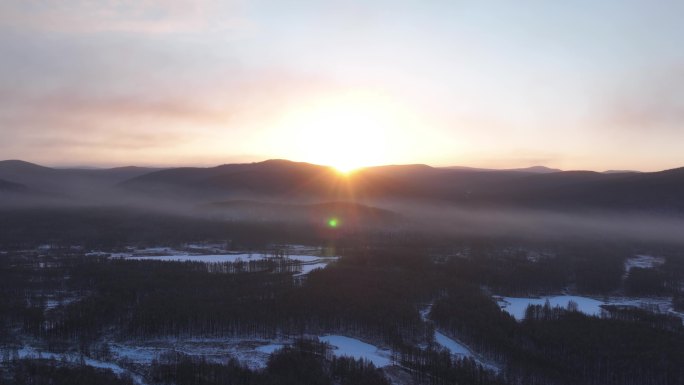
0,0,249,35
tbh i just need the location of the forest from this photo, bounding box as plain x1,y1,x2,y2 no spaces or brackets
1,208,684,385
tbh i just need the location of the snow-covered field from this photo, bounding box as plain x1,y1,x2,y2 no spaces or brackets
318,335,392,367
109,338,290,369
496,294,684,322
255,344,284,354
294,262,329,276
91,245,339,276
121,253,319,263
419,303,499,371
110,335,392,370
434,332,470,357
15,346,146,385
496,295,605,320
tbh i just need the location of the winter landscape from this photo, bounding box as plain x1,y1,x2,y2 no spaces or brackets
2,1,684,384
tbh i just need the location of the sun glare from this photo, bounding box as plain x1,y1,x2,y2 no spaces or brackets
271,92,407,172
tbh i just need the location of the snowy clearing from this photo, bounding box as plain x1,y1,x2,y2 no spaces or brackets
496,294,684,322
120,253,320,263
496,295,605,320
255,344,284,354
434,332,471,357
15,346,146,385
109,338,293,370
294,262,329,276
318,335,391,367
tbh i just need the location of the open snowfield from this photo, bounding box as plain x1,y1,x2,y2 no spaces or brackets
496,295,605,320
255,344,284,354
15,346,146,385
434,332,471,356
109,338,291,369
496,294,684,322
294,262,329,276
121,253,320,263
318,335,392,367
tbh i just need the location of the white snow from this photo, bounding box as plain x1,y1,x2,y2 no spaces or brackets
420,303,499,371
318,335,391,367
15,346,146,384
497,294,684,324
496,295,605,320
434,332,471,356
120,254,320,263
110,338,292,370
255,344,284,354
294,262,329,276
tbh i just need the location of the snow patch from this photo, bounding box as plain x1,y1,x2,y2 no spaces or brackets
120,254,320,263
15,346,146,385
255,344,284,354
434,332,470,357
496,295,605,320
294,262,329,276
318,335,391,367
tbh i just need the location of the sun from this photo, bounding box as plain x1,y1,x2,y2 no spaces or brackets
271,91,405,172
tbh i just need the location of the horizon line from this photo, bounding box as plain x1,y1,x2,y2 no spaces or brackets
0,158,670,174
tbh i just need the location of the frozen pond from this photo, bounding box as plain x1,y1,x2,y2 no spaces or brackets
496,295,605,320
318,335,391,367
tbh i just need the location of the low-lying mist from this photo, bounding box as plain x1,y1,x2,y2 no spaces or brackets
2,185,683,247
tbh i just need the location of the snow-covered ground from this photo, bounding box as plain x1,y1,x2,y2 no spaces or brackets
294,262,329,276
318,335,392,367
14,346,146,385
84,245,339,276
121,253,320,263
255,344,284,354
420,303,499,371
109,335,392,371
420,304,470,357
496,294,684,323
434,332,470,357
109,338,290,369
496,295,604,320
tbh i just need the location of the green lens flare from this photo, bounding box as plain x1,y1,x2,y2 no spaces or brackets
327,218,339,228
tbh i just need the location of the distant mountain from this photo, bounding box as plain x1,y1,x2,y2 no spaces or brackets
508,166,563,173
442,165,562,173
122,160,684,213
0,160,163,197
120,159,347,200
4,159,684,214
603,170,640,174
